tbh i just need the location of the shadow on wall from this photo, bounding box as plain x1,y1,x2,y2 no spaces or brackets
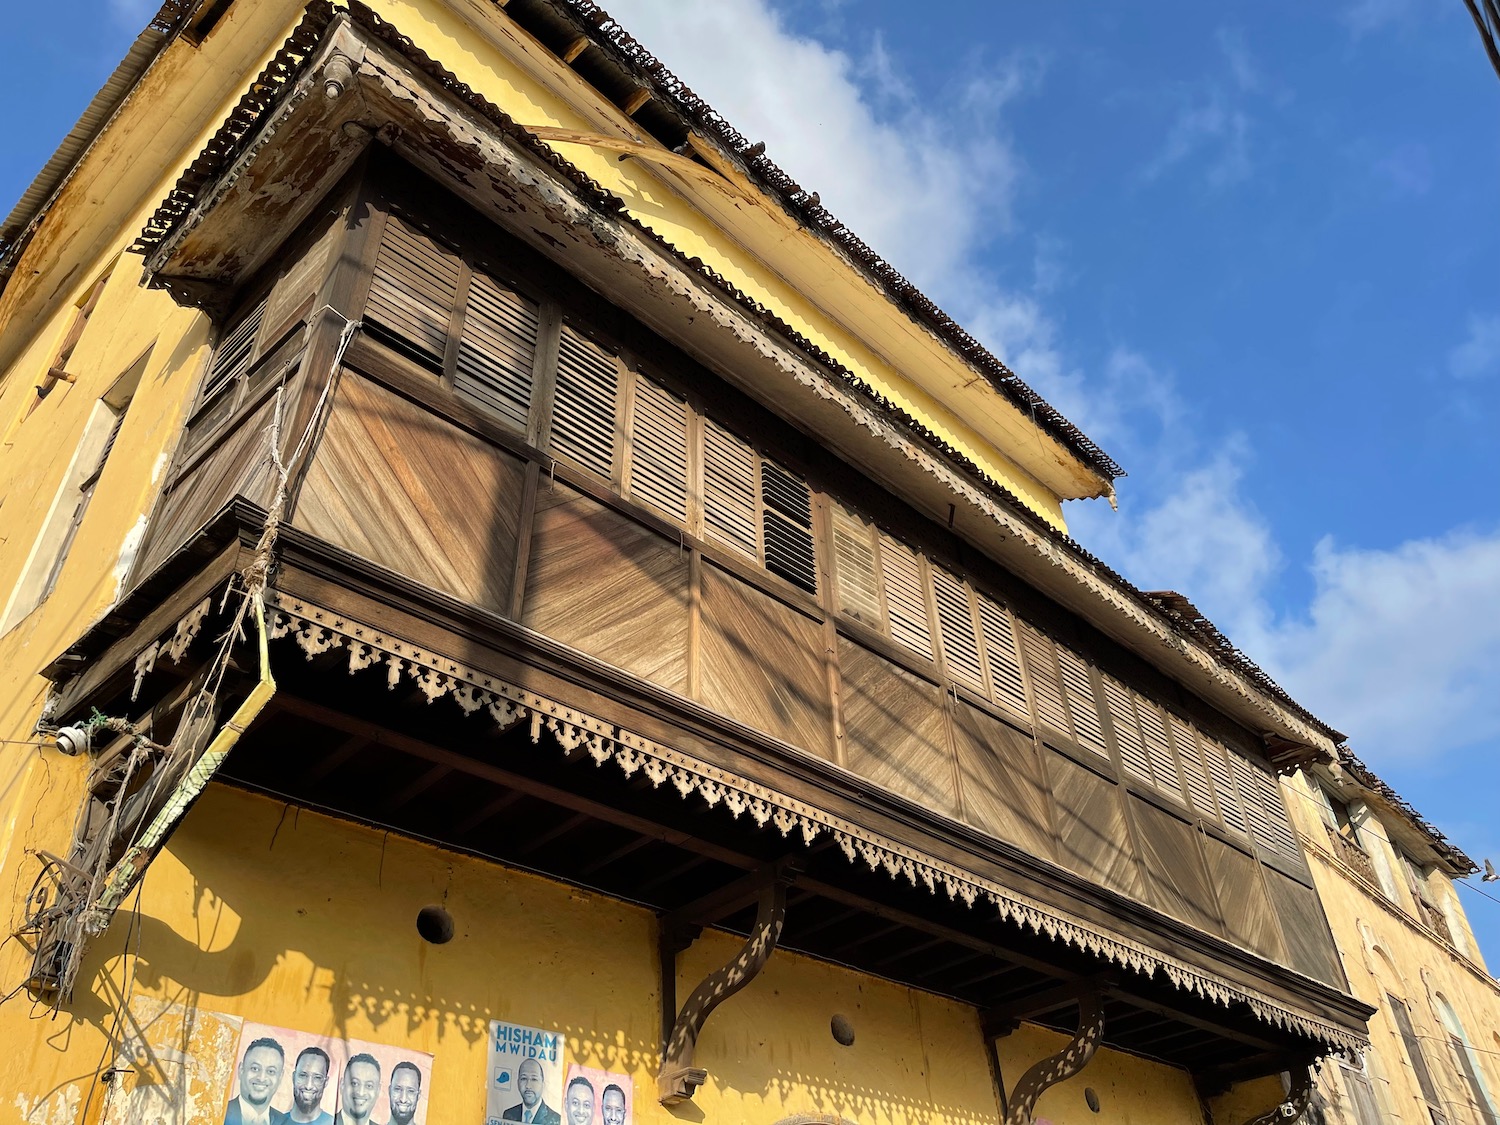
38,785,999,1125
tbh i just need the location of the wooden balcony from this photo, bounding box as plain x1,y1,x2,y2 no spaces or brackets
1325,825,1379,886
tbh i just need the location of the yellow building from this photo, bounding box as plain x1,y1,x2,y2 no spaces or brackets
1285,754,1500,1125
0,3,1461,1124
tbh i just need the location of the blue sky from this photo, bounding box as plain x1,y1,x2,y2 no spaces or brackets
4,2,1500,958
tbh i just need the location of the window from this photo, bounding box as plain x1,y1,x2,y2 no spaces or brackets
1388,994,1448,1125
1340,1059,1386,1125
1437,997,1498,1125
1,352,146,633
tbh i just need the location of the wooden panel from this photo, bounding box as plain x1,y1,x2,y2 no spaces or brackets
701,419,757,562
455,270,539,433
293,374,524,615
1263,867,1345,987
932,568,986,694
1203,835,1287,963
698,563,832,758
951,702,1053,858
366,216,460,362
1131,796,1222,934
838,638,956,816
521,481,689,693
878,533,933,659
1048,752,1143,899
134,395,279,579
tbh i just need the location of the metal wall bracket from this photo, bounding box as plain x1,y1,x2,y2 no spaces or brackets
1240,1066,1314,1125
1001,988,1106,1125
656,861,796,1106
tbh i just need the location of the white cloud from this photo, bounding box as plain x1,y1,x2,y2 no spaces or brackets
603,0,1500,783
1448,313,1500,380
1342,0,1436,36
601,0,1029,289
107,0,160,27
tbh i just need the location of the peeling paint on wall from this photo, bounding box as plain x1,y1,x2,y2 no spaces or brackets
13,1084,82,1125
100,998,242,1125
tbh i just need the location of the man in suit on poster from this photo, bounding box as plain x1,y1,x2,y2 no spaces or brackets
224,1038,289,1125
501,1059,560,1125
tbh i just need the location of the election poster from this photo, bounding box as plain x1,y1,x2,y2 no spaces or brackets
486,1021,565,1125
562,1063,633,1125
219,1021,433,1125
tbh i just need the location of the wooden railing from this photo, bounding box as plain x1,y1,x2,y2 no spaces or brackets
1325,825,1379,886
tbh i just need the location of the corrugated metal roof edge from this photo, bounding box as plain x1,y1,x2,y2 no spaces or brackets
0,1,193,295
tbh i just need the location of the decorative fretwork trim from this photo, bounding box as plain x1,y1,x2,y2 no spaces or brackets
263,590,1366,1056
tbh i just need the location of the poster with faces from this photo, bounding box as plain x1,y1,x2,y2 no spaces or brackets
220,1021,432,1125
562,1063,632,1125
486,1021,565,1125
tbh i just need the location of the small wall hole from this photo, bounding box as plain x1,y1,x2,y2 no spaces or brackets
416,905,454,944
1084,1087,1100,1113
830,1014,856,1046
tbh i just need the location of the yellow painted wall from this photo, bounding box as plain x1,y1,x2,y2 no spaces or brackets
0,782,1209,1125
1283,774,1500,1125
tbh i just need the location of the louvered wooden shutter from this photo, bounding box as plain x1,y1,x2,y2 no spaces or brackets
625,375,689,523
202,301,265,405
701,420,757,561
1136,696,1184,798
1390,997,1443,1111
1170,715,1219,819
550,325,619,478
1018,622,1069,736
1451,1037,1498,1125
1200,738,1248,834
976,595,1028,716
456,271,539,432
262,221,337,346
932,568,985,694
879,534,933,659
760,462,817,593
1102,676,1154,784
1253,767,1299,856
1339,1066,1385,1125
1056,646,1107,756
366,216,461,364
831,504,882,628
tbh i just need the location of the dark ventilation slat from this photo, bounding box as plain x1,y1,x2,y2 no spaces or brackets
366,216,461,363
1136,696,1184,799
932,568,986,694
831,503,882,628
1018,622,1069,736
976,595,1028,717
760,461,816,593
626,375,689,523
201,300,265,405
1102,676,1153,784
550,325,619,478
1056,645,1108,757
1170,715,1220,820
701,420,758,561
1201,737,1249,835
456,271,540,432
878,533,932,659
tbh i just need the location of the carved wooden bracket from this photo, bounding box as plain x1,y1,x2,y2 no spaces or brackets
1240,1066,1313,1125
1001,988,1106,1125
657,864,794,1106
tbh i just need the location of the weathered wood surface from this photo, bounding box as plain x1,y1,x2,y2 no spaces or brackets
293,373,524,615
1264,868,1346,988
133,395,279,579
522,481,690,693
1204,835,1287,964
1132,797,1221,934
951,701,1054,859
697,562,832,758
837,639,957,816
1048,753,1144,900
